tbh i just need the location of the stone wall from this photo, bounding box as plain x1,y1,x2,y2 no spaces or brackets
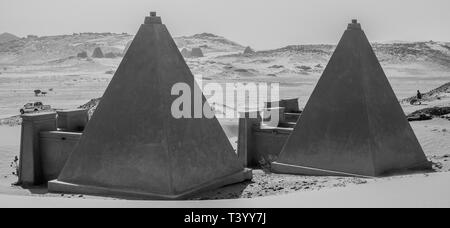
18,109,87,186
238,99,300,168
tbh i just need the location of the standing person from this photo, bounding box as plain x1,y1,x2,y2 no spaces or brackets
417,90,423,100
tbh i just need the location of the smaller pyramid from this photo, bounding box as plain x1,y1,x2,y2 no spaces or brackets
92,47,104,58
243,46,255,55
191,47,204,58
181,48,191,58
272,20,431,177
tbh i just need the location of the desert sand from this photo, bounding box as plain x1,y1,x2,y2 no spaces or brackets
1,172,450,208
0,114,449,202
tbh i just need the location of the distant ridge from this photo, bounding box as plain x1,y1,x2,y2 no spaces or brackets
0,32,245,64
175,33,245,53
0,33,20,43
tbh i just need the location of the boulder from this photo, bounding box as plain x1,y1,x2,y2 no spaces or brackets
407,106,450,121
407,113,433,122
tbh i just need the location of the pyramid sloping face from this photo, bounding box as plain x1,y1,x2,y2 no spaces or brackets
55,22,245,197
273,26,430,177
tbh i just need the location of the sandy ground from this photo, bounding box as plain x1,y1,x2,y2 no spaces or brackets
1,117,449,202
0,56,449,205
1,62,448,119
0,70,111,119
1,172,450,208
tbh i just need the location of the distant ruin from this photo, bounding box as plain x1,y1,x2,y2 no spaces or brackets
180,47,204,58
181,48,191,58
243,46,256,55
190,47,204,58
77,51,88,58
91,47,104,58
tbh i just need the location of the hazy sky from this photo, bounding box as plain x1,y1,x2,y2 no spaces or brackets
0,0,449,49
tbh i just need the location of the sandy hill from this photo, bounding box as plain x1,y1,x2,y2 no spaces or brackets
175,33,245,54
0,32,245,65
0,33,20,44
373,41,450,69
210,41,450,78
0,33,132,65
0,32,449,81
402,82,450,103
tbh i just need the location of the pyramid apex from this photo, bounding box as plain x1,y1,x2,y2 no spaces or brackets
347,19,362,30
145,11,162,24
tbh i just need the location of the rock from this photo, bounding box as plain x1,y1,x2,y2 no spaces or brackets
269,65,284,69
234,69,248,73
407,113,433,122
190,47,204,58
407,107,450,121
77,51,88,58
92,47,104,58
243,46,255,55
297,65,312,71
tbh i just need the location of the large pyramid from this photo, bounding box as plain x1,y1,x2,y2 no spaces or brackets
272,20,431,177
49,12,252,199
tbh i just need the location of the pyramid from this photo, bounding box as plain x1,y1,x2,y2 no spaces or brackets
123,41,132,56
92,47,104,58
271,20,431,177
181,48,191,58
49,12,252,199
190,47,204,58
243,46,255,55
